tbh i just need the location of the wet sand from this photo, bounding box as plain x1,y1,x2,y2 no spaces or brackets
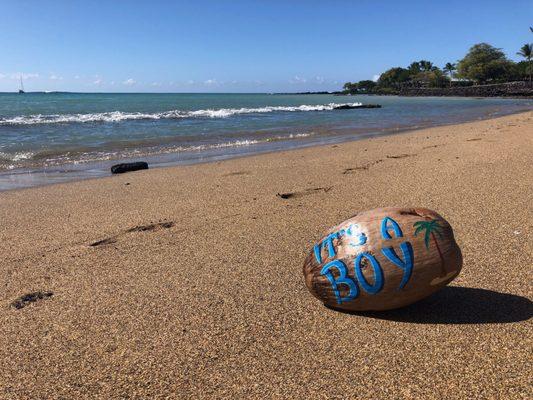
0,111,531,399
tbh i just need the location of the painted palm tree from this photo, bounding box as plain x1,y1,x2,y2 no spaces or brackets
517,43,532,85
413,219,447,276
443,63,456,87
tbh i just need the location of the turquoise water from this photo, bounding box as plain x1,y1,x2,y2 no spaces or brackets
0,92,531,190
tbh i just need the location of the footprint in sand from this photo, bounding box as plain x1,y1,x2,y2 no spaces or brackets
343,159,383,174
90,221,174,247
223,171,251,177
277,187,332,199
386,153,414,159
343,166,369,174
11,291,53,309
90,237,118,247
125,221,174,233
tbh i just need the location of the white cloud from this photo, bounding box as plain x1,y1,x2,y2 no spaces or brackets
10,72,39,80
315,76,325,84
290,75,307,84
0,73,5,79
110,81,115,86
49,74,63,81
74,75,81,79
151,82,162,87
93,78,103,85
372,74,380,82
123,78,136,86
187,80,195,85
203,79,218,86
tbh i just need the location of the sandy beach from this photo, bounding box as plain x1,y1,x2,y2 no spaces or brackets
0,111,531,399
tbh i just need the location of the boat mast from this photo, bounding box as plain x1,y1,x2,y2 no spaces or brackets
20,76,25,92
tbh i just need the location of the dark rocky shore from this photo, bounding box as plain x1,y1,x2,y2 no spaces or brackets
277,82,533,98
333,104,381,109
399,81,533,97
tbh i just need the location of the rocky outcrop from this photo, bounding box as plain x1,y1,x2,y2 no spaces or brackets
399,81,533,97
334,104,382,110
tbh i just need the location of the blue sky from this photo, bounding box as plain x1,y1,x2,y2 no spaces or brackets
1,0,531,92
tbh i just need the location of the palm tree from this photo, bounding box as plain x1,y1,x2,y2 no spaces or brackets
443,63,456,87
419,60,434,72
413,219,447,276
517,44,532,85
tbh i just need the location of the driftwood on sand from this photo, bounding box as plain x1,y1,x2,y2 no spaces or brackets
111,161,149,174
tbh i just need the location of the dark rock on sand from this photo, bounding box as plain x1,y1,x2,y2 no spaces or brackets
111,162,149,174
11,291,54,309
334,104,381,110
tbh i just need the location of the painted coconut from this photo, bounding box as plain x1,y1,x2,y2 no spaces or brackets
303,207,462,311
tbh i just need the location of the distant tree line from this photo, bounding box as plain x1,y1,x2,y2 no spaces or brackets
342,39,532,95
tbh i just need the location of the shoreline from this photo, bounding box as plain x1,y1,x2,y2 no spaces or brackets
1,105,531,192
278,81,533,98
1,111,531,398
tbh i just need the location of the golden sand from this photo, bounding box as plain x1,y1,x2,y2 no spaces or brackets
0,112,531,399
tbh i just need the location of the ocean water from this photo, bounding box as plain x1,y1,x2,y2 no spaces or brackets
0,92,531,190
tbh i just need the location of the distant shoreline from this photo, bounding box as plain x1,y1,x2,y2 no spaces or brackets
275,81,533,98
2,83,532,98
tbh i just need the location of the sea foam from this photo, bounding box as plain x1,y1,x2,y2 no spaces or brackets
0,103,363,125
0,132,316,170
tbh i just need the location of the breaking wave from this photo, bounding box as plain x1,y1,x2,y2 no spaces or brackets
0,132,315,170
0,103,363,125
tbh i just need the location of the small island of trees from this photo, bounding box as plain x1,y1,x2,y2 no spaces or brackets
342,39,532,95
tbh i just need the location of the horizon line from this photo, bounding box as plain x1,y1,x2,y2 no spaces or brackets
0,91,344,95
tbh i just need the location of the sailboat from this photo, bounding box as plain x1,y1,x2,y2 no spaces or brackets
19,76,25,94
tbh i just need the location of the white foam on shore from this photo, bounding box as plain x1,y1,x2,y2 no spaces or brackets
0,151,35,161
0,103,363,125
0,132,316,170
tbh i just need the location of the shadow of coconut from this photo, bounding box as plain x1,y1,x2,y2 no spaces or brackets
327,286,532,324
